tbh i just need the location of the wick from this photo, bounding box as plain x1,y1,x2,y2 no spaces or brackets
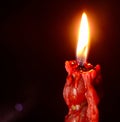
76,57,85,67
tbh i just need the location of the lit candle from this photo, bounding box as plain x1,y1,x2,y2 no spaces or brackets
63,12,102,122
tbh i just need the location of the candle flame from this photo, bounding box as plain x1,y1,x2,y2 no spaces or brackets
76,12,90,65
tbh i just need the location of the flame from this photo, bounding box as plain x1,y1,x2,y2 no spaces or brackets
76,12,90,65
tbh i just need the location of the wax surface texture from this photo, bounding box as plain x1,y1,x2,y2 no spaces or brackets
63,60,102,122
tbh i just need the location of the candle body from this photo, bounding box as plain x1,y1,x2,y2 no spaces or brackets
63,60,102,122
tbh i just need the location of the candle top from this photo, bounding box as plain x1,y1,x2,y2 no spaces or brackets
65,60,93,75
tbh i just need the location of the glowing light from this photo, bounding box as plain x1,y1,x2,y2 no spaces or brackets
76,12,90,65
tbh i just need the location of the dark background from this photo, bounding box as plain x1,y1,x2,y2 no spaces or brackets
0,0,120,122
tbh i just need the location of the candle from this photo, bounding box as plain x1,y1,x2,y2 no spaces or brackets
63,12,102,122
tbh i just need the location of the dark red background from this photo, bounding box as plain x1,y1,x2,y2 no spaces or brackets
0,0,120,122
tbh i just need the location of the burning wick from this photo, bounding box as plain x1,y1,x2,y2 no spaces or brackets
76,12,89,66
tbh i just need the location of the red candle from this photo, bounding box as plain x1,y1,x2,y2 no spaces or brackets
63,13,102,122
